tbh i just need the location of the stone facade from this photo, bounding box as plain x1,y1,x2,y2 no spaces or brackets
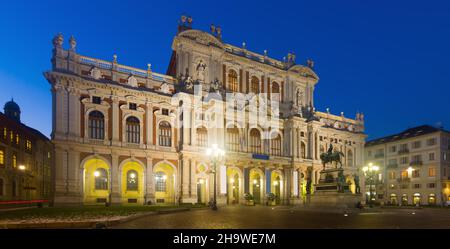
365,125,450,205
44,17,365,206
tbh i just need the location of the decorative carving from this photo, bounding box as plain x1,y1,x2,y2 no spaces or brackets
127,75,138,87
159,82,170,94
53,33,63,48
296,89,303,107
69,35,76,51
196,60,207,82
210,78,222,92
320,144,345,170
90,67,102,80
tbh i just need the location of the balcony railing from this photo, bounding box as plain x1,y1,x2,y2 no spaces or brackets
398,148,409,155
397,177,411,183
409,160,423,166
387,163,398,169
374,153,385,158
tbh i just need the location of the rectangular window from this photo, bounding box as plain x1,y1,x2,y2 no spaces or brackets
26,140,32,151
400,157,408,164
427,138,437,146
162,109,169,116
400,144,408,151
413,184,421,189
390,146,396,153
0,150,4,165
429,153,435,161
428,167,436,177
92,96,101,104
388,159,397,166
411,154,422,163
2,127,6,140
129,103,137,110
412,141,421,149
401,170,408,179
388,171,396,179
412,170,420,178
428,183,436,188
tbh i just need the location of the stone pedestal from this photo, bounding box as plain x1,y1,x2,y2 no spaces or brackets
309,168,362,208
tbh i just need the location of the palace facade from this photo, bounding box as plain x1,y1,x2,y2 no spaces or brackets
45,16,366,206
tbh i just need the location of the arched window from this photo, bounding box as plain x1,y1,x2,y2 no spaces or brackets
126,170,138,191
228,70,238,92
271,82,280,101
226,127,240,152
126,116,140,144
249,129,261,154
0,178,4,196
251,76,260,94
155,171,167,192
428,194,436,205
94,168,108,190
88,111,105,140
271,134,282,156
159,121,172,147
300,142,306,158
347,150,353,166
197,127,208,147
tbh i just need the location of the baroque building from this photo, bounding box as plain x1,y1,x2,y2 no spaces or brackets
0,100,53,204
44,16,366,206
365,125,450,205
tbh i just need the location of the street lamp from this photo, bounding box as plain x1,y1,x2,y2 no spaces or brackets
362,162,380,207
205,143,225,211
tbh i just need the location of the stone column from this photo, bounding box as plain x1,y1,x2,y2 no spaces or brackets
181,156,192,203
146,103,153,147
67,150,81,197
284,167,292,205
110,153,121,204
145,156,155,204
68,88,80,140
112,97,120,146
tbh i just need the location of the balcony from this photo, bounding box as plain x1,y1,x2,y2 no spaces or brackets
409,160,423,166
398,148,409,155
387,163,398,169
374,153,385,159
397,177,411,183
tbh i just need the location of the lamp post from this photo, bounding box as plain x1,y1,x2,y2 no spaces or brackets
362,163,379,207
206,144,225,211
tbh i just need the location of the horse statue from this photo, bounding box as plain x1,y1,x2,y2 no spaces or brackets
320,144,345,170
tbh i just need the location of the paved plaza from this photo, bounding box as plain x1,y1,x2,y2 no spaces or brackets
112,205,450,229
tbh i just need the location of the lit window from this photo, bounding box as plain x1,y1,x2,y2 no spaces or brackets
250,76,259,94
155,171,167,192
26,140,32,150
228,70,238,92
271,134,282,156
226,127,239,152
126,116,140,144
126,170,138,191
428,167,436,177
249,129,261,154
15,134,19,145
94,168,108,190
2,128,6,140
12,154,17,168
196,127,208,147
0,150,3,165
10,131,13,142
88,111,105,140
158,121,172,147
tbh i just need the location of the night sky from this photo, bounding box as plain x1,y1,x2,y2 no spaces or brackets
0,0,449,140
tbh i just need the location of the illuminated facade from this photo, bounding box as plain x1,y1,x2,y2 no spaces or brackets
365,125,450,205
0,100,53,203
45,16,366,206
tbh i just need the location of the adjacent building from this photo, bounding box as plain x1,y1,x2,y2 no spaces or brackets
365,125,450,205
0,99,53,204
44,16,366,206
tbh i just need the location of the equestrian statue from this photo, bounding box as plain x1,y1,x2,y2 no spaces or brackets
320,144,345,170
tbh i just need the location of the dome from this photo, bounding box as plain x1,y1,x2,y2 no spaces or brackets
4,98,21,122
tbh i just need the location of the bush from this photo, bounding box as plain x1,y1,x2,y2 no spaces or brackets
244,193,253,201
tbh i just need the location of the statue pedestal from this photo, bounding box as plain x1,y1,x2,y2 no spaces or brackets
309,168,362,208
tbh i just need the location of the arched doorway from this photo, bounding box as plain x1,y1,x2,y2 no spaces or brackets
428,194,436,205
153,162,176,205
271,171,283,205
227,167,241,204
413,193,421,205
401,194,408,206
197,178,206,204
83,157,110,204
250,169,263,204
390,194,397,205
120,160,145,205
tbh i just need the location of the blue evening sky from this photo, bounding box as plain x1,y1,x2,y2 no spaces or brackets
0,0,449,140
